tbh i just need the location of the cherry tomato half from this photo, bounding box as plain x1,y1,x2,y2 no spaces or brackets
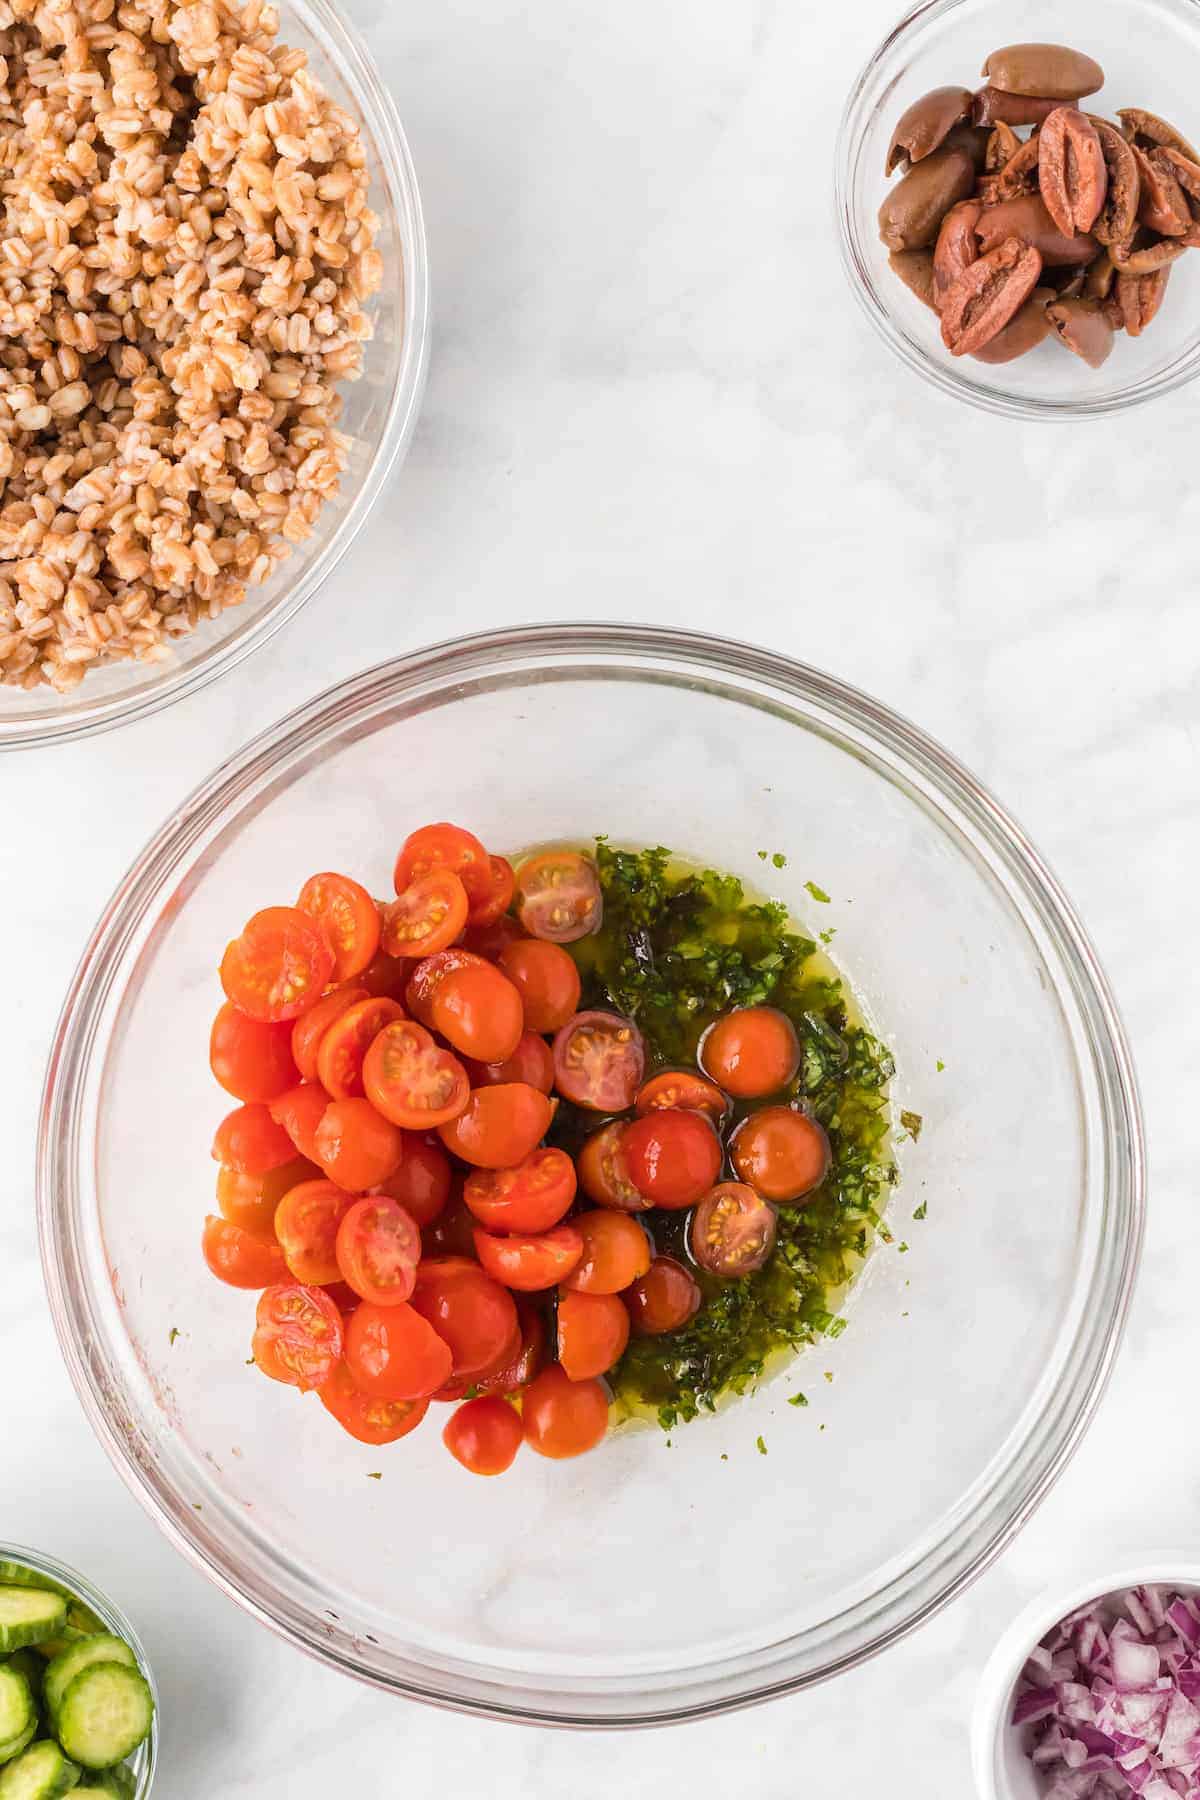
522,1364,609,1459
220,906,335,1023
404,948,486,1028
202,1215,288,1288
212,1102,295,1176
443,1395,523,1475
464,1147,577,1233
557,1288,629,1379
690,1183,777,1277
552,1011,645,1112
635,1070,728,1124
438,1083,553,1170
217,1155,317,1240
253,1283,344,1391
335,1196,421,1306
468,855,516,929
465,1031,555,1095
316,996,406,1100
364,1020,471,1131
730,1105,831,1203
624,1256,701,1335
393,823,491,908
563,1211,651,1295
430,1293,547,1402
498,940,581,1034
274,1179,354,1286
268,1082,332,1164
473,1223,583,1291
344,1299,451,1401
411,1257,519,1381
383,869,470,960
430,961,524,1065
577,1121,650,1212
210,1002,298,1103
291,984,369,1082
699,1006,800,1100
622,1108,722,1210
319,1360,429,1445
296,872,380,983
314,1097,404,1192
375,1134,452,1228
514,851,603,943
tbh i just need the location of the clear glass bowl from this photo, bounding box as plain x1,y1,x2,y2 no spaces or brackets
837,0,1200,418
0,0,428,750
38,624,1144,1725
0,1542,158,1793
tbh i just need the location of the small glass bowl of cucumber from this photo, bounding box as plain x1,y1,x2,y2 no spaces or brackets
0,1547,157,1798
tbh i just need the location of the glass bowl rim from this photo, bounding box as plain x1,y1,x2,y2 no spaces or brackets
37,622,1146,1726
0,0,430,752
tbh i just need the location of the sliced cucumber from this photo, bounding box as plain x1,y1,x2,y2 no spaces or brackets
3,1657,42,1708
0,1724,36,1769
0,1575,70,1606
0,1740,81,1798
0,1597,67,1659
0,1670,35,1757
42,1647,134,1729
55,1669,152,1773
77,1770,132,1798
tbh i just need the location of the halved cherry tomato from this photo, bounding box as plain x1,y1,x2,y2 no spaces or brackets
690,1182,777,1277
443,1395,522,1475
291,984,369,1082
393,823,491,908
461,913,526,962
577,1121,650,1212
473,1223,583,1291
498,939,581,1033
421,1192,477,1259
211,1102,295,1176
563,1211,651,1295
622,1108,722,1210
314,1097,404,1192
514,851,603,943
345,1299,452,1400
430,961,524,1065
635,1070,728,1124
268,1082,331,1163
463,1147,577,1232
375,1134,452,1228
220,905,335,1022
557,1288,629,1379
699,1006,800,1100
363,1020,470,1130
624,1256,701,1335
552,1011,645,1111
730,1105,831,1203
473,1296,547,1394
411,1257,519,1380
335,1196,421,1305
438,1083,553,1170
210,1002,297,1102
297,872,380,983
522,1364,609,1458
465,1030,555,1094
319,1360,429,1444
467,855,515,929
274,1180,354,1285
316,996,405,1100
252,1282,344,1391
382,869,470,959
405,948,487,1026
357,948,414,1000
202,1215,288,1288
217,1155,317,1240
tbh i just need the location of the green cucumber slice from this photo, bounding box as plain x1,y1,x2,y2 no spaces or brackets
0,1723,36,1769
55,1668,152,1773
0,1740,81,1797
77,1770,133,1798
0,1596,67,1658
0,1575,71,1606
0,1669,34,1756
42,1646,134,1728
3,1657,42,1708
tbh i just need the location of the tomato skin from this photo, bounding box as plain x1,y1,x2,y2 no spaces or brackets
217,1156,318,1240
319,1360,428,1444
405,948,487,1027
314,1097,404,1192
577,1121,651,1213
473,1223,583,1291
468,855,516,929
474,1296,547,1394
321,1280,362,1316
461,913,526,962
463,1147,577,1233
563,1211,651,1295
522,1365,610,1458
291,985,369,1082
210,1003,298,1103
211,1102,296,1176
552,1011,645,1112
514,851,603,944
383,869,470,959
316,996,405,1100
274,1180,354,1285
730,1106,831,1203
622,1108,722,1210
635,1070,728,1124
690,1182,777,1277
375,1134,452,1228
335,1196,421,1306
699,1006,801,1100
220,906,335,1023
252,1283,344,1391
430,962,524,1065
411,1257,520,1380
438,1083,553,1170
357,948,414,1001
465,1031,555,1095
497,940,581,1034
421,1192,477,1259
624,1256,702,1335
394,823,491,907
557,1289,630,1379
363,1020,471,1131
202,1215,288,1288
443,1395,523,1475
297,872,381,983
268,1082,331,1164
344,1300,453,1401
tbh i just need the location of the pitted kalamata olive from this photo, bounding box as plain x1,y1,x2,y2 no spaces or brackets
878,144,977,251
1045,297,1115,366
887,248,937,309
973,88,1062,130
982,44,1104,102
885,86,973,175
971,287,1055,363
1119,108,1200,165
975,194,1099,266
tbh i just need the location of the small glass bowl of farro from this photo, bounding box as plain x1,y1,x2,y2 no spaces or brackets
0,0,428,748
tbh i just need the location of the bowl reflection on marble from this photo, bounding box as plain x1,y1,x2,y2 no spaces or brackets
38,624,1143,1725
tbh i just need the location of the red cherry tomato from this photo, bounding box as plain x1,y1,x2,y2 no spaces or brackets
635,1070,728,1124
211,1102,296,1176
497,940,581,1034
730,1105,831,1202
316,996,405,1100
220,905,335,1023
344,1299,452,1401
563,1211,651,1295
202,1215,288,1288
252,1283,344,1391
321,1280,362,1316
443,1395,523,1475
471,1296,547,1395
291,984,369,1082
382,869,470,960
411,1257,519,1380
465,1031,555,1094
421,1192,477,1260
622,1108,722,1210
313,1097,404,1192
557,1289,629,1379
274,1179,354,1285
624,1256,701,1335
357,948,414,1000
690,1183,777,1277
217,1156,317,1240
210,1002,298,1103
318,1360,428,1445
404,947,486,1027
335,1196,421,1306
393,823,491,908
296,872,380,983
268,1082,332,1164
467,855,515,929
463,1147,577,1232
461,913,526,962
699,1006,800,1100
375,1134,452,1228
576,1120,649,1212
552,1011,645,1112
522,1364,609,1458
438,1083,553,1169
514,851,603,943
430,961,524,1065
473,1223,583,1291
363,1020,471,1131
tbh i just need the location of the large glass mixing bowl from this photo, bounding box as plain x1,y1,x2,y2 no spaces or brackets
38,625,1144,1724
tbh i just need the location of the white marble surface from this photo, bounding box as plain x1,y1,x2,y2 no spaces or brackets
2,0,1199,1792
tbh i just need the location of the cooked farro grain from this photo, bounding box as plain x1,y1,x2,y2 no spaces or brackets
0,0,382,694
